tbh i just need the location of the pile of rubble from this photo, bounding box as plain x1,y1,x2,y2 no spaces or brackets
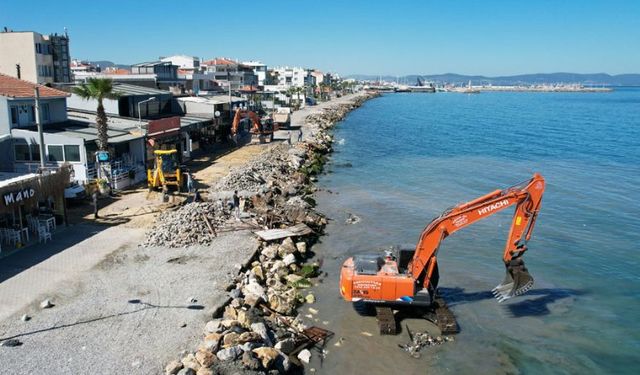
160,93,377,374
142,202,230,248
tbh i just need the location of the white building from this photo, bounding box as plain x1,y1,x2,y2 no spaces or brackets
242,61,267,86
160,55,201,72
271,67,310,87
0,29,71,84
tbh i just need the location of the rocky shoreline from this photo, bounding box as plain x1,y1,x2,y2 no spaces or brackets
146,93,378,375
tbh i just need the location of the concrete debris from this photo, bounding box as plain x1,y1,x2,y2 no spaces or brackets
20,314,30,322
39,299,53,309
399,329,453,358
297,349,312,364
162,93,377,373
345,212,361,224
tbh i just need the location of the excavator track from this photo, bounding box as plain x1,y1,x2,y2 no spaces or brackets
433,297,459,335
375,307,397,335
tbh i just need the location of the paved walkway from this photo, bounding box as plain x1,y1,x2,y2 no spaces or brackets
0,224,145,321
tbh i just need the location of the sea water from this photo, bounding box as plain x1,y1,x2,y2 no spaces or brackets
309,89,640,374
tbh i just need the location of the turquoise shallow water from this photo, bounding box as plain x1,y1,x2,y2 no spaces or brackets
309,89,640,374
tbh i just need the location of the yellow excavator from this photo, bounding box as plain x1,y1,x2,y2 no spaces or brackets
147,149,182,192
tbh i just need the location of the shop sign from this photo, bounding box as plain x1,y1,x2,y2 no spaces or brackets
3,188,36,206
148,116,181,138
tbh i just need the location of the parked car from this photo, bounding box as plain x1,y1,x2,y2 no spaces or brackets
64,183,86,202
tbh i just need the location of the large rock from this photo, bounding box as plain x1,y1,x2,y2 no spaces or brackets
238,331,262,343
282,253,296,266
177,368,195,375
238,308,261,328
278,237,297,257
204,319,222,334
195,350,216,368
251,265,264,281
296,241,307,254
285,274,304,284
268,293,294,315
203,333,222,352
223,305,237,320
216,346,242,361
243,293,263,308
195,368,213,375
252,347,280,369
250,322,273,346
165,360,183,375
274,338,296,354
242,351,262,371
242,282,267,301
181,354,200,371
261,245,278,260
223,332,240,348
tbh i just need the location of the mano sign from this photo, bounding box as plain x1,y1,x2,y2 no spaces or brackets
3,188,36,206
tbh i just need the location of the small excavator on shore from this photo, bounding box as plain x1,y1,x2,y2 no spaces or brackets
340,173,545,334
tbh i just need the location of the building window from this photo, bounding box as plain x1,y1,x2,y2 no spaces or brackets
47,145,64,162
14,144,31,161
63,145,81,162
31,144,41,161
42,103,50,121
10,107,18,124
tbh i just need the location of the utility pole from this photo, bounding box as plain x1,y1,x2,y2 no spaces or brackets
34,87,46,169
227,70,232,120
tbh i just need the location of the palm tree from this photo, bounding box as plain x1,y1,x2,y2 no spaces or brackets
72,78,120,151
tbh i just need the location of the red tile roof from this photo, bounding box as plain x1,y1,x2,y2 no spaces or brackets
202,58,237,66
0,73,69,98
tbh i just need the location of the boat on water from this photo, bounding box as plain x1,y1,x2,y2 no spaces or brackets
407,77,436,93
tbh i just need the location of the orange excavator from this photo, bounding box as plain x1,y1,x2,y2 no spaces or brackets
231,109,261,135
231,109,278,142
340,173,545,334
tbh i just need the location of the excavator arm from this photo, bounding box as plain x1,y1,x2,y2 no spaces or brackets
231,109,262,135
409,173,545,301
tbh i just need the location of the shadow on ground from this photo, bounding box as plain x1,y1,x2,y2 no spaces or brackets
0,223,110,283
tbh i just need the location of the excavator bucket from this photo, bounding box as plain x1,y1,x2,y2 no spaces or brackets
492,258,534,303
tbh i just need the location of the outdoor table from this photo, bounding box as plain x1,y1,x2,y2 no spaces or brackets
38,217,56,231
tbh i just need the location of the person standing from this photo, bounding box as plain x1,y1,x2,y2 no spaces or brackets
92,190,99,219
187,172,194,194
233,190,240,221
298,128,303,142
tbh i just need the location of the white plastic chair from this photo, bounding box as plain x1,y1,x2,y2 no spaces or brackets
38,226,52,243
5,229,20,245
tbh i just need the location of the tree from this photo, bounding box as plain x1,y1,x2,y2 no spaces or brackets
72,78,120,151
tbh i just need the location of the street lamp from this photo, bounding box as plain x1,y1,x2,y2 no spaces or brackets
137,96,157,130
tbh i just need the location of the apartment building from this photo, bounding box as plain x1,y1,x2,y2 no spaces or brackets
0,29,71,84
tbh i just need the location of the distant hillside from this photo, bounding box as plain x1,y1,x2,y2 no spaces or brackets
348,73,640,86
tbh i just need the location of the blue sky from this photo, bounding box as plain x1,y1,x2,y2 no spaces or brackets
1,0,638,76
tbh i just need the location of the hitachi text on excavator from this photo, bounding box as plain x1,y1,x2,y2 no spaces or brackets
339,173,545,334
